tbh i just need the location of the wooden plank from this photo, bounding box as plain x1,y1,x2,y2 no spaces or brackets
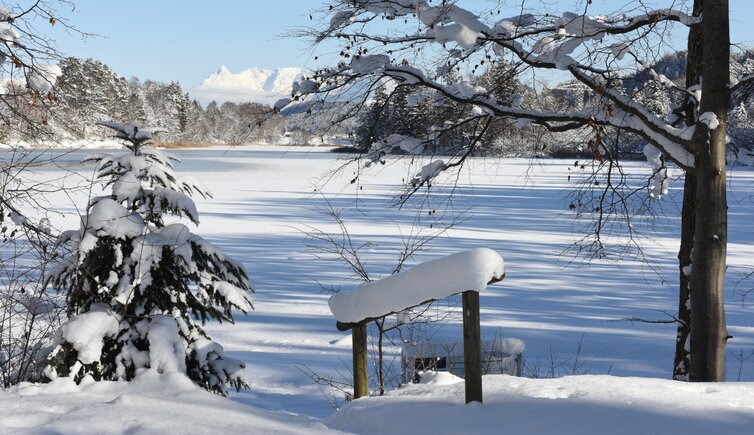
352,323,369,399
462,290,482,404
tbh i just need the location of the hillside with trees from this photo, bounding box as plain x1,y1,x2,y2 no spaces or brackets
1,58,286,145
5,53,754,157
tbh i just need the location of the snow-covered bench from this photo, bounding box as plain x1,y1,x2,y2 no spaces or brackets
329,248,505,328
327,248,505,403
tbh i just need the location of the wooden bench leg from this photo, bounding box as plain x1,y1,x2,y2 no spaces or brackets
463,290,482,404
353,323,368,399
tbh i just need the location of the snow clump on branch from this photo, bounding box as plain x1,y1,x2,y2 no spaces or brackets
643,144,669,199
698,112,720,130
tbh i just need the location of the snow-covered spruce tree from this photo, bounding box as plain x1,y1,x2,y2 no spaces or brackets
44,121,253,395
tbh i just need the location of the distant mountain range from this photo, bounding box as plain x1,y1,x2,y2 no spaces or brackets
189,66,303,107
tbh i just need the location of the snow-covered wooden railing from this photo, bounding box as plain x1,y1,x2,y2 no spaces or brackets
328,248,505,403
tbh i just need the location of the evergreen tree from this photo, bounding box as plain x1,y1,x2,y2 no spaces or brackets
204,101,222,142
217,102,241,143
44,121,253,395
182,99,213,143
354,84,390,150
55,57,91,137
388,85,418,138
475,60,522,106
123,78,150,127
355,84,436,152
728,101,753,149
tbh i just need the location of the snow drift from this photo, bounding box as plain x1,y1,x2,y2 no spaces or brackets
326,374,754,435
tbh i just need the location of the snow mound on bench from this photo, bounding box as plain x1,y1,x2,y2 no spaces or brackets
329,248,505,324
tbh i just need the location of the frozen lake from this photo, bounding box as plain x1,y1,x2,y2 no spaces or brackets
4,145,754,420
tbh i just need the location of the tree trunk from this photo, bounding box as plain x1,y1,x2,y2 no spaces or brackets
689,0,729,382
674,173,695,380
673,0,703,381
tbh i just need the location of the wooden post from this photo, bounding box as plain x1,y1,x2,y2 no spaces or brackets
462,290,482,404
352,323,369,399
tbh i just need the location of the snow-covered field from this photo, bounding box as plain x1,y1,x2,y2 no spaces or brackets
2,145,753,434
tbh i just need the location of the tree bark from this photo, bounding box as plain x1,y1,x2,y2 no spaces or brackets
674,174,695,380
673,0,703,381
689,0,729,382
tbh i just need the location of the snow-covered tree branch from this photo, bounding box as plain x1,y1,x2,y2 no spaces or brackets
282,0,737,383
286,1,701,172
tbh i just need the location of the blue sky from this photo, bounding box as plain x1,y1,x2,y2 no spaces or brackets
52,1,754,90
54,0,321,88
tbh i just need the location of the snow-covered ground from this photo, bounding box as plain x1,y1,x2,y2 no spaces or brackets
2,374,335,434
1,145,753,433
0,138,126,150
328,372,754,435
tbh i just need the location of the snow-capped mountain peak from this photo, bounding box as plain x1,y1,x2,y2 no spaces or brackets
190,66,303,107
216,65,232,76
